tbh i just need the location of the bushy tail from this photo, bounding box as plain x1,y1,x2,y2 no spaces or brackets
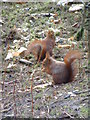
64,50,81,66
64,50,81,82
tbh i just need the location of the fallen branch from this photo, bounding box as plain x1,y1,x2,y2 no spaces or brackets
58,44,72,49
31,13,57,17
0,103,14,113
31,69,36,116
33,82,52,89
0,80,19,85
80,97,89,103
73,89,90,95
63,110,74,119
19,58,33,65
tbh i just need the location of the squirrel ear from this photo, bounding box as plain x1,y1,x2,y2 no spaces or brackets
51,30,54,35
47,30,51,35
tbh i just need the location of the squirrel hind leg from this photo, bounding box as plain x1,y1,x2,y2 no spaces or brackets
69,60,78,82
49,51,53,56
38,51,46,62
37,46,44,62
40,52,46,61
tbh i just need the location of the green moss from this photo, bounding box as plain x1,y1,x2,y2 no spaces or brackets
50,109,56,116
80,107,88,118
35,93,42,100
88,61,90,65
55,31,60,36
34,104,40,110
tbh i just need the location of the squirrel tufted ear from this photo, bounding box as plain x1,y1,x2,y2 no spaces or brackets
48,30,54,36
48,30,51,33
46,52,50,58
46,30,50,36
47,30,51,35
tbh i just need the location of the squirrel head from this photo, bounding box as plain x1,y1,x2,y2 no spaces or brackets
42,52,52,73
46,30,55,39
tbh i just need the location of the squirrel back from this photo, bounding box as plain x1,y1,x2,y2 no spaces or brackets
24,40,42,60
42,50,81,84
23,30,55,61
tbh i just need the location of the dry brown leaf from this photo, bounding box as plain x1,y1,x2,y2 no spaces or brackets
5,52,13,60
33,82,52,89
68,36,74,41
13,52,20,57
51,19,61,24
58,44,72,49
53,91,57,96
13,47,27,57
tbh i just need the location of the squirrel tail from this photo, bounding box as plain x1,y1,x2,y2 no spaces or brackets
64,50,81,66
64,50,81,82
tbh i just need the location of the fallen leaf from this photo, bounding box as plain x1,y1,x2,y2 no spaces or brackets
57,0,70,6
68,92,76,97
53,13,58,18
13,40,18,43
18,47,27,53
13,47,27,57
69,4,84,12
33,82,52,89
53,91,57,96
5,52,13,60
13,52,20,57
58,44,72,49
7,63,16,69
72,22,78,27
68,36,74,41
51,19,61,24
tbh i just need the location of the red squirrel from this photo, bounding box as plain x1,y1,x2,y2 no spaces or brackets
24,30,55,61
42,50,81,84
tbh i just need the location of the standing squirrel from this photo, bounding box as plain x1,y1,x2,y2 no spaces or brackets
24,30,55,61
42,50,81,84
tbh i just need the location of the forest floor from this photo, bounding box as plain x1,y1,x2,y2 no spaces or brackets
0,2,89,119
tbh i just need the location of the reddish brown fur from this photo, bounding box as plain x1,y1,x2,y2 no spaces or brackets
24,30,55,61
42,51,81,84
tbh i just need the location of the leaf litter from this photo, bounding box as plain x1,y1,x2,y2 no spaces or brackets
1,1,89,119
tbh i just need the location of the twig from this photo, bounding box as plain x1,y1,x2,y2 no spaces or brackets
1,59,7,117
1,103,14,113
60,107,74,119
63,110,74,119
31,13,57,17
0,80,19,85
19,58,33,65
3,102,13,110
80,97,88,103
33,82,52,89
19,66,23,90
73,89,90,95
31,69,36,116
13,81,17,117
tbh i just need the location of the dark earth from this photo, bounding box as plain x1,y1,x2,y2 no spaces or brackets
0,1,89,119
